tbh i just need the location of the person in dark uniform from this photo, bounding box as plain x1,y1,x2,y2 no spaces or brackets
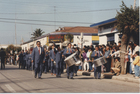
63,43,75,79
44,47,49,74
26,50,32,70
47,46,52,72
18,51,24,69
50,44,57,76
23,50,28,69
0,48,6,69
55,45,62,77
60,46,65,74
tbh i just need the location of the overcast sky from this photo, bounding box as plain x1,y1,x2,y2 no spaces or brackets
0,0,139,45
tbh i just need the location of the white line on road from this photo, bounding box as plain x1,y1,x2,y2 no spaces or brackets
5,84,16,93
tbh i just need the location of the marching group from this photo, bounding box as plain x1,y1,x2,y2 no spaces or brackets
0,40,140,79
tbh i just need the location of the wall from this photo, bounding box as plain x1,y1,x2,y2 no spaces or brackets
73,35,92,48
21,37,47,51
115,33,119,45
99,36,107,45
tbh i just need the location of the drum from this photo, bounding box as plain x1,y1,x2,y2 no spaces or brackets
93,57,107,67
75,60,81,66
64,53,82,67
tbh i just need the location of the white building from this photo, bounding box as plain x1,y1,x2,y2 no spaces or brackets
21,34,48,50
90,18,122,45
21,26,99,50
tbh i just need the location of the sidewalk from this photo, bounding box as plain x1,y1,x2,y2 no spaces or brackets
112,74,140,83
76,70,139,83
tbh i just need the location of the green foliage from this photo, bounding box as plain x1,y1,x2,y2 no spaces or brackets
65,33,73,42
6,44,15,53
6,45,21,53
31,28,45,39
115,1,139,36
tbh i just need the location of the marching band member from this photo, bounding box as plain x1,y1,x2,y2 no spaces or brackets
55,45,62,77
18,50,24,69
23,50,28,69
44,47,49,74
31,41,45,79
50,44,57,76
60,46,65,74
26,50,32,70
63,43,75,79
91,45,102,79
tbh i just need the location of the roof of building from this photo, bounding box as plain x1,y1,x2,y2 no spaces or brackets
90,18,117,27
55,26,98,33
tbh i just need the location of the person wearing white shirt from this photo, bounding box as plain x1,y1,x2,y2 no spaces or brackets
86,48,92,71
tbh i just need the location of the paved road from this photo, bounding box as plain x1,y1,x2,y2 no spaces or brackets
0,65,139,93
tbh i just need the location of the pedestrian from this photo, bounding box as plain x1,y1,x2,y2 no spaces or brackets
111,57,121,76
104,45,111,72
132,51,140,79
0,48,6,69
31,41,45,79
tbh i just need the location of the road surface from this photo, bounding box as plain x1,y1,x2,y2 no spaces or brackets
0,65,139,93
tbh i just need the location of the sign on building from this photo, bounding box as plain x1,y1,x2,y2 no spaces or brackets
49,35,64,43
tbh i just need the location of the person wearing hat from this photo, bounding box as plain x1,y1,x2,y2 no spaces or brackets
111,57,121,76
31,41,45,79
63,43,75,79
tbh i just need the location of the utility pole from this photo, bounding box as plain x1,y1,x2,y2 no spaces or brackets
54,6,56,30
15,4,17,52
133,0,136,10
31,26,35,47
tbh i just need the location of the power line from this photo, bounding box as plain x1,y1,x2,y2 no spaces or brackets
0,8,120,15
0,20,86,27
0,17,94,24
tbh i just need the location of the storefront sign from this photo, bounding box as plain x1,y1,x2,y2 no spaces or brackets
49,35,64,43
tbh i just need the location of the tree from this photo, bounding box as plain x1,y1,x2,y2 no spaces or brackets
115,1,139,74
6,44,15,54
31,28,45,39
65,33,73,43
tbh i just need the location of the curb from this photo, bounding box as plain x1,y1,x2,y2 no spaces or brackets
112,75,140,83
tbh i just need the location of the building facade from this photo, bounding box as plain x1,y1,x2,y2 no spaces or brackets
21,26,99,50
90,18,122,45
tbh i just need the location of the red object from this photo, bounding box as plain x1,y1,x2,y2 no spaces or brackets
38,48,40,55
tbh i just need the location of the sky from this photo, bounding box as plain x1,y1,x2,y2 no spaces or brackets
0,0,139,45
